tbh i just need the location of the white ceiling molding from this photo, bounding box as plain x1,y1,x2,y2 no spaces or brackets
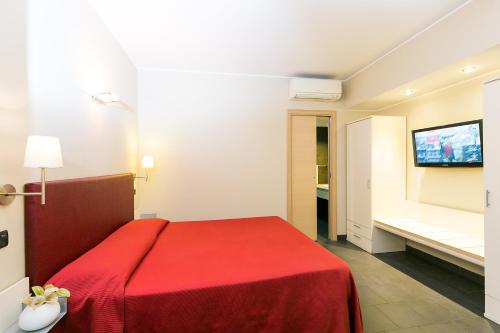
343,0,473,82
374,67,500,113
343,0,500,108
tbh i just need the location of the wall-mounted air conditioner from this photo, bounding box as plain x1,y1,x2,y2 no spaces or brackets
289,78,342,101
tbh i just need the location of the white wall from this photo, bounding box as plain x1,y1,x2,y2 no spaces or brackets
136,69,367,234
137,70,289,221
27,0,138,180
0,0,29,297
0,0,137,329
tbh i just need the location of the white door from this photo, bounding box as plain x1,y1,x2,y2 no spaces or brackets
290,115,317,240
347,119,372,227
484,78,500,323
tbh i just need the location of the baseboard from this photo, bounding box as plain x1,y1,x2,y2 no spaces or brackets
0,277,29,332
485,294,500,324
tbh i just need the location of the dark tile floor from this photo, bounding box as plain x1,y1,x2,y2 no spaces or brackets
317,217,329,239
318,238,500,333
374,249,484,315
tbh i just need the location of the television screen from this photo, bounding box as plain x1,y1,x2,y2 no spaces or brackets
412,120,483,167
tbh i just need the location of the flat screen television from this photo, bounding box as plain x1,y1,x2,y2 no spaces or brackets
412,120,483,167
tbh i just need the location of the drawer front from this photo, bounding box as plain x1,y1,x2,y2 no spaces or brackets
347,216,372,228
348,221,372,239
348,230,372,253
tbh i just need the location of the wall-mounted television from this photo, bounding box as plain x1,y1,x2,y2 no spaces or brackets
412,120,483,167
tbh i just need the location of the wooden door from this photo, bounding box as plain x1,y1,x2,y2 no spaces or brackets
347,118,372,227
484,78,500,322
290,115,317,240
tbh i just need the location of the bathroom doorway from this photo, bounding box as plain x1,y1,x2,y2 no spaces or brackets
316,117,330,239
287,110,337,241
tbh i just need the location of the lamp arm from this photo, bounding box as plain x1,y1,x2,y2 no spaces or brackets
0,192,42,196
134,169,150,182
0,185,43,206
0,168,47,205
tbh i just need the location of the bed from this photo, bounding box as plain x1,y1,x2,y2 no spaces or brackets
24,174,362,333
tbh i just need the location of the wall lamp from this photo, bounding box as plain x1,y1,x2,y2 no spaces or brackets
92,91,120,104
0,136,63,206
135,156,155,182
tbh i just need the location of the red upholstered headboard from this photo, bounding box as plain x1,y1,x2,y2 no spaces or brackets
24,174,135,286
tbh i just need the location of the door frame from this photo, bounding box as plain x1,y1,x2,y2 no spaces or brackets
287,110,338,241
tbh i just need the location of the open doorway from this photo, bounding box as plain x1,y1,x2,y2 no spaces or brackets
316,117,329,239
287,110,337,242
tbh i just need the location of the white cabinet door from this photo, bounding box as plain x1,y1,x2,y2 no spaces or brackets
484,78,500,322
347,119,372,227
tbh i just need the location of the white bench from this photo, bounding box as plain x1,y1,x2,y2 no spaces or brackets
373,201,484,267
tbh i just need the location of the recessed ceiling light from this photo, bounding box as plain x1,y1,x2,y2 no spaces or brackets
403,89,416,96
461,65,478,74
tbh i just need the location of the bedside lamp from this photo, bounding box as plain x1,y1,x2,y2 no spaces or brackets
135,156,154,182
0,136,63,206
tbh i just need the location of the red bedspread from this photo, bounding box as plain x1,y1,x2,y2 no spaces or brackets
49,216,362,333
49,219,169,333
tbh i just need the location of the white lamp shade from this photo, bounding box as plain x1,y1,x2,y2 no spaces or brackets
142,156,155,169
24,136,63,168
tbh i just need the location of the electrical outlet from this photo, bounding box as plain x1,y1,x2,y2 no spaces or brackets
0,230,8,249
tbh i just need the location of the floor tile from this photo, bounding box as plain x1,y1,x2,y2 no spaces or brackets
357,285,388,306
377,302,435,328
319,239,497,332
420,318,500,333
420,321,469,333
374,247,485,315
362,305,399,332
455,317,500,333
386,327,425,333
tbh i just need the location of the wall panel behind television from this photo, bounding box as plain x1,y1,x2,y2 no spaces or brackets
379,79,484,213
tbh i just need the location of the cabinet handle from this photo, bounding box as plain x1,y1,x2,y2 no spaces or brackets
353,234,361,239
486,190,491,208
353,224,361,229
367,179,371,190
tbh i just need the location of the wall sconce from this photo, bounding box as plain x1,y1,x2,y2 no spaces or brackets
0,136,63,206
135,156,155,182
92,91,120,104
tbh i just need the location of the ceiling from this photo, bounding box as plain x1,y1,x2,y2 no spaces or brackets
88,0,469,79
354,45,500,110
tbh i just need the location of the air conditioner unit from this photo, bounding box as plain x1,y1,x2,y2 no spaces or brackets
289,78,342,101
